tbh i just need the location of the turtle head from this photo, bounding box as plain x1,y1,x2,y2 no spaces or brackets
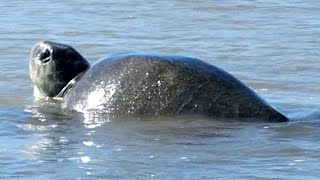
29,41,90,98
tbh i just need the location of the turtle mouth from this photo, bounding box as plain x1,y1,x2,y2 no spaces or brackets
31,42,53,65
39,48,51,64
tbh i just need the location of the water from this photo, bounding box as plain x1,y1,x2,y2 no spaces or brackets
1,0,320,179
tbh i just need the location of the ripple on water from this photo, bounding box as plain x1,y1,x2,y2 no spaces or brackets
1,0,320,179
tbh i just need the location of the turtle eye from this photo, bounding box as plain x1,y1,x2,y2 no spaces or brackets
39,48,51,63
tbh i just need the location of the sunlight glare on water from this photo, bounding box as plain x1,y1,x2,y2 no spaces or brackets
0,0,320,179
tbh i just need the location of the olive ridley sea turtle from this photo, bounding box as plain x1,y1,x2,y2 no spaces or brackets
29,41,288,122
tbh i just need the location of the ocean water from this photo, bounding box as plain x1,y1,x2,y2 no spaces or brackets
1,0,320,179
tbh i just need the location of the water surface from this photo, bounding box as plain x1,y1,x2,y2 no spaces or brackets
1,0,320,179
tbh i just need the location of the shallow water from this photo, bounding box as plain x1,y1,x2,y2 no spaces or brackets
1,0,320,179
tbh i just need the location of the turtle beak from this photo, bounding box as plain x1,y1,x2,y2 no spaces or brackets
30,42,53,65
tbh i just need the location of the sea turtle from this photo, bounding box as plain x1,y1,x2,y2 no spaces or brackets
29,41,288,122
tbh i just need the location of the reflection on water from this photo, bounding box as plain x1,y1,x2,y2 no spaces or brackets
18,107,320,179
1,0,320,179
